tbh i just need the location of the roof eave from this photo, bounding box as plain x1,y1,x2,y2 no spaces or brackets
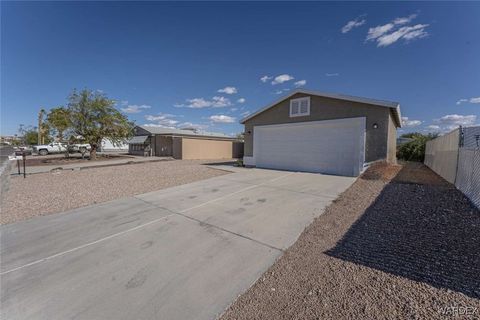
240,89,402,127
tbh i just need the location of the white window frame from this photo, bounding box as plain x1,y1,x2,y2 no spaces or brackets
289,97,310,117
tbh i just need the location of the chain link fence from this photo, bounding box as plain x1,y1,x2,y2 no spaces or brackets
425,126,480,209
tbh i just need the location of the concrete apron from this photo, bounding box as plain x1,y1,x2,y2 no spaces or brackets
0,168,355,320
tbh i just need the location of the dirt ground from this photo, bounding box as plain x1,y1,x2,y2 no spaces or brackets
221,162,480,320
0,160,228,225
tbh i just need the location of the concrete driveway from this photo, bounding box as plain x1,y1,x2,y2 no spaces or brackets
0,167,355,320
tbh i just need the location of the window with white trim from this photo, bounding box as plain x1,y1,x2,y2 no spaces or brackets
289,97,310,117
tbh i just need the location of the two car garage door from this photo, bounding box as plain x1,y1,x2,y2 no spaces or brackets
253,118,366,177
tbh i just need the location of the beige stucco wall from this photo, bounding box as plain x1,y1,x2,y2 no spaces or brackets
172,137,182,159
243,93,396,163
180,138,234,160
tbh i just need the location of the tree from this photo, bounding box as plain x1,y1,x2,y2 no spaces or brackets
47,107,72,141
18,124,52,145
67,89,134,160
397,132,438,162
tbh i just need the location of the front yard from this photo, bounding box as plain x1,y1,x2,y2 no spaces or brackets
1,160,228,225
221,162,480,319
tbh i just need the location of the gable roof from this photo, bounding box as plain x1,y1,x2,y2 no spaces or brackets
137,125,235,140
240,89,402,127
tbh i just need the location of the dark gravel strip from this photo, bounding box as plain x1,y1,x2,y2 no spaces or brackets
221,162,480,320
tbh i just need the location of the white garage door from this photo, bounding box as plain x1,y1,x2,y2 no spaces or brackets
253,117,366,176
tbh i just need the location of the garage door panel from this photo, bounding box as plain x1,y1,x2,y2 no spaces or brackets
253,118,365,176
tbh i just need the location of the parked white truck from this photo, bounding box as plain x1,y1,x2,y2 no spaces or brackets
32,142,91,156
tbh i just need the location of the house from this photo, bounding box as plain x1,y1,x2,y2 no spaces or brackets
240,89,402,177
99,138,129,152
127,125,243,159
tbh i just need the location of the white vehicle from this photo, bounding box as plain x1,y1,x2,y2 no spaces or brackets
68,143,91,154
32,142,67,156
32,143,91,156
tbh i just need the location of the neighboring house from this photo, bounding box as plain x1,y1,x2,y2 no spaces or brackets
127,125,243,159
240,89,402,177
99,138,128,152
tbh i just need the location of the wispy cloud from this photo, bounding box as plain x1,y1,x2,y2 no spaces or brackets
144,113,179,127
175,96,232,108
425,125,440,131
121,104,151,114
241,110,251,117
237,98,246,104
178,122,208,130
271,74,294,85
456,97,480,105
217,86,238,94
341,16,366,33
366,14,428,47
433,114,477,131
294,80,307,87
260,75,272,83
325,73,340,77
401,116,422,127
209,115,236,123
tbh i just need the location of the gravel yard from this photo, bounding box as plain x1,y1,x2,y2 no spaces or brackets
221,162,480,320
1,160,228,225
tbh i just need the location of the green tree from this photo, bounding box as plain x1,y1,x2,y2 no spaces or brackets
67,89,134,160
397,132,438,162
47,107,72,141
18,124,52,145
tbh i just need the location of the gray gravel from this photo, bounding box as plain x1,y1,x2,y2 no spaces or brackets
221,162,480,320
1,160,229,225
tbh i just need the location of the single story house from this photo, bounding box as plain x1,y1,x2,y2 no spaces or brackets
240,89,402,177
127,125,243,159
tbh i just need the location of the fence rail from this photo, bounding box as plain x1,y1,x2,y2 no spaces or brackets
425,126,480,209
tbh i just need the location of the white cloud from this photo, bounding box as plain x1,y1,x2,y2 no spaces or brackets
366,24,395,41
176,96,232,108
393,14,417,25
325,73,340,77
274,90,283,95
401,117,422,127
366,14,428,47
426,125,440,131
241,110,251,117
237,98,246,104
294,80,307,87
178,122,208,130
144,113,179,127
456,97,480,105
121,104,151,114
260,75,272,83
230,107,238,112
341,16,366,33
271,74,294,85
434,114,477,127
376,24,429,47
217,86,238,94
209,115,236,123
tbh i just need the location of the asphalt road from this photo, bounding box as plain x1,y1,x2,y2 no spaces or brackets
1,166,355,320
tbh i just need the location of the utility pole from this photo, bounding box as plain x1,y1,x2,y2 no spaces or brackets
38,108,45,144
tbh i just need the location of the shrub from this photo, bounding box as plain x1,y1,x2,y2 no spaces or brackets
397,133,438,162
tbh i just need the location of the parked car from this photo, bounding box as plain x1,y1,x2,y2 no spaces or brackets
68,143,91,154
32,143,67,156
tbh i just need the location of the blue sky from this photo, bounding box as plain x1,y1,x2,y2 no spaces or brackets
1,1,479,136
